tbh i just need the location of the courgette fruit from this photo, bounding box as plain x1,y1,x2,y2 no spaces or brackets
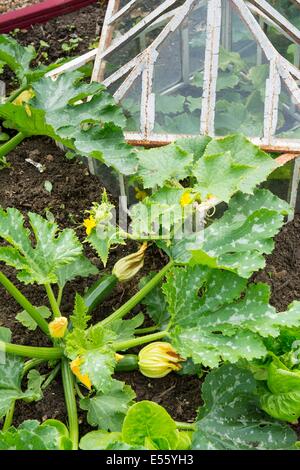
83,274,118,313
115,354,139,372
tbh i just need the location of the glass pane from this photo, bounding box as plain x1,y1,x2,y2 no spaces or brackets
215,4,266,137
103,39,141,80
153,1,208,134
119,74,143,132
262,159,293,204
264,0,300,29
111,0,163,41
276,80,300,139
104,9,173,80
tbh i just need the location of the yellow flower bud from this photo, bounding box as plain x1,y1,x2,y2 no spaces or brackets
138,342,184,378
48,317,68,338
70,356,92,390
180,191,193,207
13,89,34,106
83,216,96,236
135,187,148,201
115,353,124,362
112,243,147,282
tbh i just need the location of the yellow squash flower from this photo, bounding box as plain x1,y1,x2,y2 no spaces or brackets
138,342,184,378
70,356,92,390
180,191,193,207
48,317,68,338
115,353,124,362
135,188,148,201
83,216,96,236
13,89,34,106
112,243,147,282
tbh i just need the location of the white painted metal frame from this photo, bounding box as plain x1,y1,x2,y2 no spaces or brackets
47,0,300,152
91,0,300,151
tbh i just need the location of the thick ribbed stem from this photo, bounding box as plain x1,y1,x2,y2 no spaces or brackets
61,358,78,450
100,261,173,327
0,271,49,335
0,132,25,158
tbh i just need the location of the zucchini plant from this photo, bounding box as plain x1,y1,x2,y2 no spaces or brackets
0,35,136,175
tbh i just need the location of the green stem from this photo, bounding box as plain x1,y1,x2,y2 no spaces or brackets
135,325,159,335
175,421,196,431
74,381,86,400
0,271,49,335
61,358,78,450
2,401,15,432
100,261,173,327
22,358,45,377
1,341,63,360
7,84,27,103
42,363,61,390
113,330,168,352
0,132,26,158
45,284,61,318
57,286,64,308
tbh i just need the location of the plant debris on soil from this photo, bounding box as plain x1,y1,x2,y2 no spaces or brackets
7,2,106,61
0,0,42,14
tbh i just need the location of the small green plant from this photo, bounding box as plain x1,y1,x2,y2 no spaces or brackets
61,37,83,53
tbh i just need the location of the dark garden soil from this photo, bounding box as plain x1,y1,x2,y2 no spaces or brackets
1,2,108,92
1,2,300,442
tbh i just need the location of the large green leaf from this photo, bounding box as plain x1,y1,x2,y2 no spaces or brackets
175,136,211,162
0,35,57,85
130,187,188,238
31,73,125,134
109,313,144,343
65,324,116,392
193,135,278,202
0,420,72,450
122,401,180,449
0,35,35,83
136,143,193,189
0,208,92,285
192,364,297,450
79,430,123,450
16,306,51,331
81,349,116,393
0,102,58,138
70,294,91,331
189,189,291,277
259,358,300,423
56,256,98,288
87,222,126,267
164,265,300,368
215,101,263,137
74,124,138,176
80,379,136,431
0,328,42,418
139,274,169,327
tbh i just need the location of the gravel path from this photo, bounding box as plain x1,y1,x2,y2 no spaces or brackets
0,0,42,14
